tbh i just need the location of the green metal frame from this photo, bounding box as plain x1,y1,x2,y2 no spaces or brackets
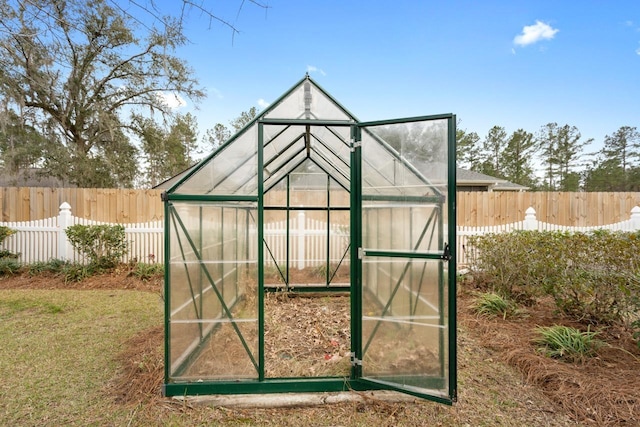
162,76,457,405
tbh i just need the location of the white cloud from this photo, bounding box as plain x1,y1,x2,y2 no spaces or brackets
257,98,269,109
156,92,187,109
306,65,327,76
513,20,559,47
636,46,640,55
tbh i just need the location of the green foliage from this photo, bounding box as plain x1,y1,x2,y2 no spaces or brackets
0,226,19,260
130,263,164,281
472,292,514,319
468,230,640,324
534,325,601,363
0,249,18,259
61,263,92,283
0,0,203,187
0,258,21,275
467,231,551,302
27,259,69,276
65,224,128,270
132,112,199,187
0,226,16,243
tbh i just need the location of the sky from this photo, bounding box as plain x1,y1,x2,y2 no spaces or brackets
153,1,640,156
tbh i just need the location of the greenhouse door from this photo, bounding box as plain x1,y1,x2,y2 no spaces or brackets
351,115,457,403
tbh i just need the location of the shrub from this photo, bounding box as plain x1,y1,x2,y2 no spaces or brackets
534,325,601,363
468,230,640,324
0,226,19,259
467,231,561,302
0,226,16,243
65,224,128,270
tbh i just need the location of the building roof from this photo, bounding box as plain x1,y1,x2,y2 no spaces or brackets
456,168,529,191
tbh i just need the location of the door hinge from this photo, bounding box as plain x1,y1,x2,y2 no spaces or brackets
350,352,362,366
358,247,365,259
350,139,361,152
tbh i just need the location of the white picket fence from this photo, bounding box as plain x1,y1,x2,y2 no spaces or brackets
1,202,638,267
0,202,163,264
457,206,640,266
261,211,350,270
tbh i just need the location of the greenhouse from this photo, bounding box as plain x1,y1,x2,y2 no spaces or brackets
160,75,457,403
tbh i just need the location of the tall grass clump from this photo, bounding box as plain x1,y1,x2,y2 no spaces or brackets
534,325,601,363
472,292,515,319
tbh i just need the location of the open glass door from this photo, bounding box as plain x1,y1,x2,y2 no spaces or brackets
352,114,457,403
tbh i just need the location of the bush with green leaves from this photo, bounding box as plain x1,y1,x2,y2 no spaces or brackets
65,224,128,270
468,230,640,325
0,226,19,260
534,325,601,363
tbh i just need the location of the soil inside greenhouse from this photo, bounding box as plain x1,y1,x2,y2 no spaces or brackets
2,270,640,425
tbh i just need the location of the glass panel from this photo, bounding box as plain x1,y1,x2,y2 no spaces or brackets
311,125,351,166
263,209,288,286
289,164,329,208
168,202,258,380
175,127,258,195
363,202,443,253
361,119,449,197
264,79,353,121
362,257,449,397
263,125,306,169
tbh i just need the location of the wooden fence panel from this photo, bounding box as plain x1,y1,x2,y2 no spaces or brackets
456,192,640,226
0,188,164,222
0,188,638,226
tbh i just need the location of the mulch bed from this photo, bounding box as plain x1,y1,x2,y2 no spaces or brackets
459,292,640,426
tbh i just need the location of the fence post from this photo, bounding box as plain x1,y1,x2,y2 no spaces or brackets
58,202,72,261
631,206,640,231
297,211,305,270
524,207,537,231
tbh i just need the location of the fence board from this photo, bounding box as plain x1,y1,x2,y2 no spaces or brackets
0,188,638,227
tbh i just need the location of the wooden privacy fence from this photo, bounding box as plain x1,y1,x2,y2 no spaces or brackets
1,202,163,264
2,188,640,227
0,187,163,222
457,205,640,266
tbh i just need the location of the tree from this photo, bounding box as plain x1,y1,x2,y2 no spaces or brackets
583,126,640,191
478,126,508,178
204,107,259,151
501,129,538,188
0,109,46,176
133,113,199,187
537,123,589,191
456,127,482,170
0,0,204,187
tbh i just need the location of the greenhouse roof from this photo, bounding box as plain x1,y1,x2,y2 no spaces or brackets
164,75,443,199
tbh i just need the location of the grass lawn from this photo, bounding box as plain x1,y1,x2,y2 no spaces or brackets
0,289,162,426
